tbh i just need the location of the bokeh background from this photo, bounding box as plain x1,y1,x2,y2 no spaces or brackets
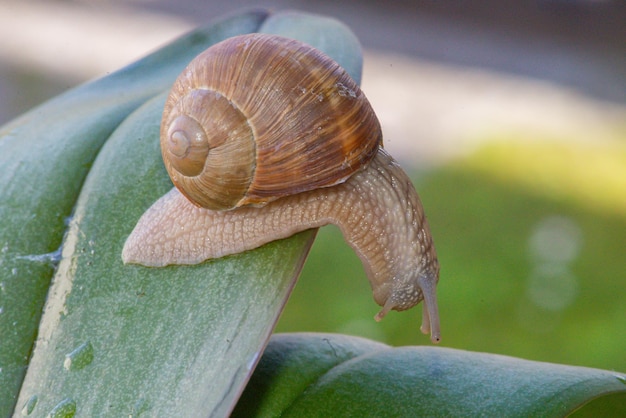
2,0,624,374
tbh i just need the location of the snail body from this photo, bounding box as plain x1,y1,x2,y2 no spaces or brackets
122,33,441,343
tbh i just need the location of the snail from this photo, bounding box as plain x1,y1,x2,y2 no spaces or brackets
122,33,441,343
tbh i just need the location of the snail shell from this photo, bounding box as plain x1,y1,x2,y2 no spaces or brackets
162,33,382,210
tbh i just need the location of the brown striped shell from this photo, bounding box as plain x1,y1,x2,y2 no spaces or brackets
161,33,382,210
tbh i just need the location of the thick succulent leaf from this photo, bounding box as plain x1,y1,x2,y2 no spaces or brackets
13,93,315,417
234,333,626,417
0,10,268,415
8,11,365,418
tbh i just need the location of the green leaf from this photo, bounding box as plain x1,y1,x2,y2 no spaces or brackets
234,333,626,417
13,93,316,417
4,10,365,417
0,10,269,415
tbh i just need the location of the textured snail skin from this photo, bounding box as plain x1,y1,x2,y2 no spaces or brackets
122,147,441,343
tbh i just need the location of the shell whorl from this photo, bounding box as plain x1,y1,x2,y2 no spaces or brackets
161,33,382,210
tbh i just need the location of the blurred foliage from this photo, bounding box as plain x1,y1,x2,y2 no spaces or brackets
276,136,626,374
462,138,626,217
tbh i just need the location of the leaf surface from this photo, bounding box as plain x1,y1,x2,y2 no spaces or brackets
235,333,626,417
7,10,364,417
0,11,269,415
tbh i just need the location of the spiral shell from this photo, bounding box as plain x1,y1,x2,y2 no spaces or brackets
161,33,382,210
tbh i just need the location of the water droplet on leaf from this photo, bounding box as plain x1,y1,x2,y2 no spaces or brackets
64,341,94,371
130,397,150,417
20,395,38,416
46,398,76,418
